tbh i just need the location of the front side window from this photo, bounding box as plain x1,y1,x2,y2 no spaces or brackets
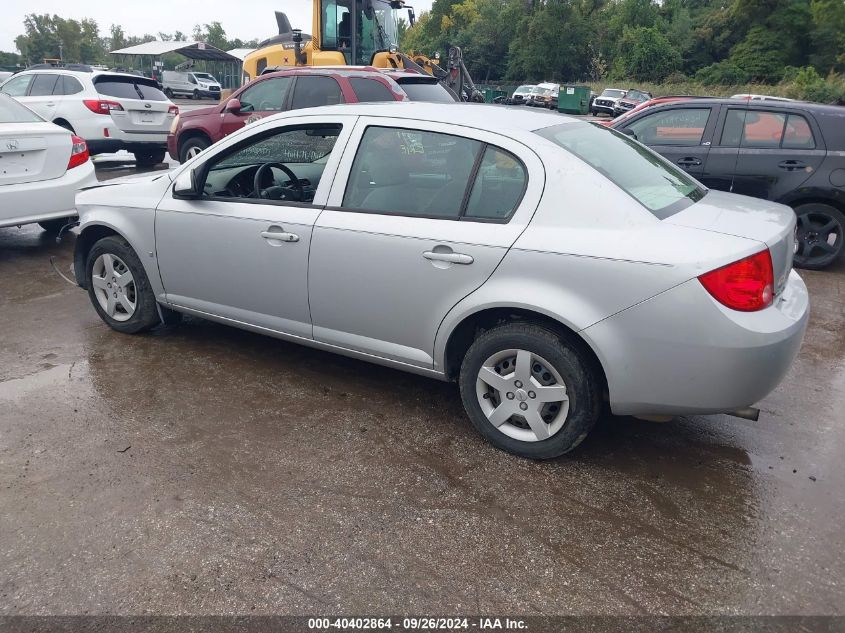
0,74,33,97
628,107,711,146
238,76,292,112
201,124,343,203
290,76,344,109
29,74,59,97
537,122,706,219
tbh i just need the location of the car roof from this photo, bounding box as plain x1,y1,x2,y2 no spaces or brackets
271,101,577,132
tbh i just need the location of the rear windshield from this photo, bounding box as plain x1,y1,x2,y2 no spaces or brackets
397,79,457,103
536,122,706,219
94,76,168,101
0,94,42,123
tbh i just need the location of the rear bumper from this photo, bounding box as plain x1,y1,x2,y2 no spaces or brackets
87,137,168,155
0,161,97,228
582,270,809,416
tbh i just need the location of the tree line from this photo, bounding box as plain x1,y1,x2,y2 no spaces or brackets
402,0,845,86
1,14,259,67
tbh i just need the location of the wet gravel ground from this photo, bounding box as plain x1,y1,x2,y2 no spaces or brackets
0,161,843,615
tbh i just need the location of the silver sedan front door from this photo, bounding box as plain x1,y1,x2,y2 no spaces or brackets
155,117,354,339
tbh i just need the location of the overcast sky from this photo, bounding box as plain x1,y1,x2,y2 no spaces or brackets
2,0,434,53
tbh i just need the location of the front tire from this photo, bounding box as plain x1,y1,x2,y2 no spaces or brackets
85,236,160,334
193,89,200,100
179,136,210,163
459,323,601,459
793,203,844,270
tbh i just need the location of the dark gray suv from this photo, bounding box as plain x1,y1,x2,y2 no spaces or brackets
612,99,845,269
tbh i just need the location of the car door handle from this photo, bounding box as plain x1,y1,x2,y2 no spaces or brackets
677,157,702,167
260,229,299,243
778,160,806,171
423,251,474,265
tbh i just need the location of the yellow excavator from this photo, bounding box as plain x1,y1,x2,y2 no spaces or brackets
242,0,482,101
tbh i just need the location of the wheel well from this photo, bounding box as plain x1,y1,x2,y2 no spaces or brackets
73,225,121,288
52,118,74,133
443,308,608,393
788,197,845,214
178,130,211,157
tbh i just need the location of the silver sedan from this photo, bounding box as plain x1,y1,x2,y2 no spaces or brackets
73,103,809,459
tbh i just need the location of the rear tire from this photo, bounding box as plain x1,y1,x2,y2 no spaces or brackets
164,88,174,99
193,89,200,100
38,217,75,233
133,149,166,167
458,323,601,460
179,136,210,163
85,236,160,334
793,203,845,270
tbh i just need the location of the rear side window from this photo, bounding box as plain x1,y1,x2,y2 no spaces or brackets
720,109,804,148
398,80,457,103
290,76,344,109
537,122,706,219
343,126,482,218
464,147,527,221
95,77,168,102
349,78,396,102
627,108,711,146
782,114,816,149
0,74,33,97
29,74,59,96
58,75,84,95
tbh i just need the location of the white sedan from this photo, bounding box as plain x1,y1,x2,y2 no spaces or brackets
0,93,96,232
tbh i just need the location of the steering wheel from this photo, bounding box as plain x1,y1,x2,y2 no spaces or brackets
252,162,304,202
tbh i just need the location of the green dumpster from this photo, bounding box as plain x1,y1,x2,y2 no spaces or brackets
484,88,508,104
557,85,590,115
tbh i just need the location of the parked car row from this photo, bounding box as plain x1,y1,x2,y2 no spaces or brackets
0,66,823,459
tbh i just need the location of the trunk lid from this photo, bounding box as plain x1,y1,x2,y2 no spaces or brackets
93,74,174,134
666,190,796,296
0,122,71,185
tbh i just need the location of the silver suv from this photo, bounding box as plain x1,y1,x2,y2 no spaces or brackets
72,103,808,459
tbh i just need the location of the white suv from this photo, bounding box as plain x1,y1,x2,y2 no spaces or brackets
0,67,178,166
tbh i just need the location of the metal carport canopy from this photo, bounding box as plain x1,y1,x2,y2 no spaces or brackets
109,41,241,62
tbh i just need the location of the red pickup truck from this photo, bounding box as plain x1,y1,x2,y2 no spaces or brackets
168,67,456,163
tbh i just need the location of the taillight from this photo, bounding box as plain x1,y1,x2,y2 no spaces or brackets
83,99,124,115
168,105,179,116
67,135,89,170
698,249,774,312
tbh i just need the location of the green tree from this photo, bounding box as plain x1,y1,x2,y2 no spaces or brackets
614,26,680,81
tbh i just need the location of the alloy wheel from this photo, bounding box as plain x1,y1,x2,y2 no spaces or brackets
796,210,842,267
91,254,137,322
475,348,570,442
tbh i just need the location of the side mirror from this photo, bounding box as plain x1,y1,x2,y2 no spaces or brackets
225,98,242,113
173,168,200,198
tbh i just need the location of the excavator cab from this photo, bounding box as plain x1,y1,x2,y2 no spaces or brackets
320,0,402,66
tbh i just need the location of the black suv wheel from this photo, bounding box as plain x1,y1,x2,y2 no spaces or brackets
794,203,845,270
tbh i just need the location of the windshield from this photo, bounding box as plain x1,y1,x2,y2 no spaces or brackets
515,85,533,94
601,89,626,99
398,79,458,103
322,0,400,65
536,122,706,219
94,76,168,101
193,73,216,82
0,93,42,123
